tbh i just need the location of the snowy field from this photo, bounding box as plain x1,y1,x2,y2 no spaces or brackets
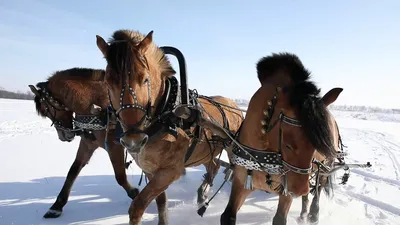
1,98,400,225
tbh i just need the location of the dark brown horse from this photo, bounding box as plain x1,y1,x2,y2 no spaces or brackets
95,30,244,225
220,53,344,225
29,68,140,218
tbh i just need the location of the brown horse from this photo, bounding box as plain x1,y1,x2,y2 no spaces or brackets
95,30,244,225
29,68,140,219
220,53,344,225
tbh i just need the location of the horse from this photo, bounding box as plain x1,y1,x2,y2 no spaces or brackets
29,67,141,219
95,29,244,225
220,52,344,225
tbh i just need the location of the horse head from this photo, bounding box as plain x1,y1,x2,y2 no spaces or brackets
95,30,176,153
29,82,75,142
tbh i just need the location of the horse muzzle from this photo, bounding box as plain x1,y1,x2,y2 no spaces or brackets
57,129,75,142
120,133,149,153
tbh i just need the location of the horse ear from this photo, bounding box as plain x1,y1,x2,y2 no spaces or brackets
28,85,40,96
90,104,103,115
138,30,154,53
96,35,109,57
322,87,343,106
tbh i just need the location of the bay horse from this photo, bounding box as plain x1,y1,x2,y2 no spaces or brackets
220,53,344,225
29,68,140,218
95,30,244,225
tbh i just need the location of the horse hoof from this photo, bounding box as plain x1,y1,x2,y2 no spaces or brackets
43,209,62,218
296,216,306,224
307,215,319,225
128,188,139,200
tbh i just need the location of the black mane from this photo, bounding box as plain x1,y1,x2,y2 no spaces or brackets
256,52,336,159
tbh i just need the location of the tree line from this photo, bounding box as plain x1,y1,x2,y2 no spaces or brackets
0,88,34,100
1,88,398,114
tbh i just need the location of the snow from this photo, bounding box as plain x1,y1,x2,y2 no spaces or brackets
1,98,400,225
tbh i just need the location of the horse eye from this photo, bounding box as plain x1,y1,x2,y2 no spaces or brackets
286,144,294,151
143,77,149,84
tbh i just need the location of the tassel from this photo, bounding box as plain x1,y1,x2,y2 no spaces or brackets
104,109,110,152
125,160,132,169
224,168,233,182
266,174,273,188
196,170,230,217
197,202,209,217
138,171,144,186
282,175,288,196
340,170,350,185
244,169,253,190
104,140,109,152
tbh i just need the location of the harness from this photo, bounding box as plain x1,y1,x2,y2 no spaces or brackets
197,86,372,217
106,74,235,167
229,86,372,197
182,91,234,164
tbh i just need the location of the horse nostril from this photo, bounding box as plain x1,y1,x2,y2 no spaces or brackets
120,138,127,148
140,136,149,147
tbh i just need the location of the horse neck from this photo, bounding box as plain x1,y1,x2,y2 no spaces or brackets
150,75,167,116
239,77,293,151
238,87,273,151
48,79,99,114
145,56,169,117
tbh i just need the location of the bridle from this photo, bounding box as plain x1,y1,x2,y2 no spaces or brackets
260,86,314,175
36,86,74,132
231,86,321,195
107,66,153,138
34,84,110,136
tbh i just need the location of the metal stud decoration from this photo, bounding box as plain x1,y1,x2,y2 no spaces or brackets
260,87,280,134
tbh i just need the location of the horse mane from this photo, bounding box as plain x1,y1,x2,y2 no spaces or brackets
105,29,174,83
33,88,46,117
256,52,336,159
34,68,107,114
48,67,105,81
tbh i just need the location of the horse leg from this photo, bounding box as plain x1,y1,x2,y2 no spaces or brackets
107,143,139,200
43,139,97,218
128,168,179,225
297,195,310,223
197,159,221,206
155,191,168,225
220,172,254,225
307,186,322,224
145,173,169,225
272,195,293,225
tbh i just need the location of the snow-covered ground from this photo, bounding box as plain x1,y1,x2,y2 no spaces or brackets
1,98,399,225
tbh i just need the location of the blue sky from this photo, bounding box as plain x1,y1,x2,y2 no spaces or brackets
0,0,399,108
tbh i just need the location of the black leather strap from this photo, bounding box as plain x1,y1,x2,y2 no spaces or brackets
232,144,282,165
